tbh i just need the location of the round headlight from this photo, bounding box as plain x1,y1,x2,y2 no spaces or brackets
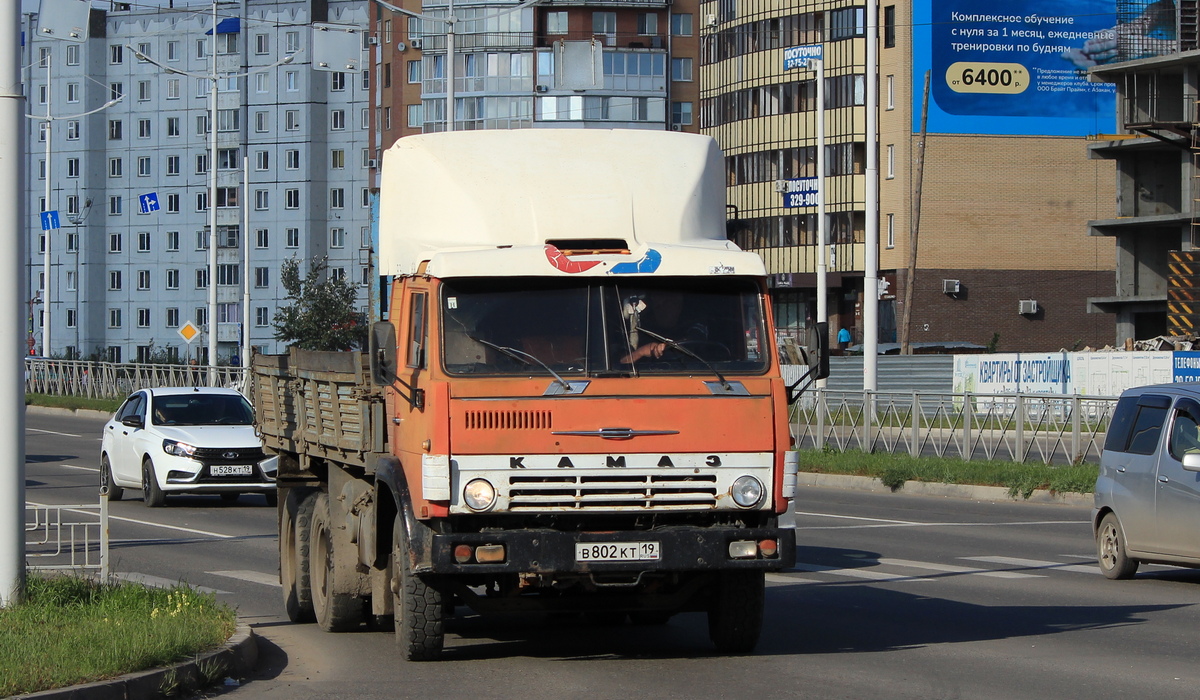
731,475,764,508
463,479,496,511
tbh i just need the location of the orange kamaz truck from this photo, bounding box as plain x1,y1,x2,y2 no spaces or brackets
252,129,827,660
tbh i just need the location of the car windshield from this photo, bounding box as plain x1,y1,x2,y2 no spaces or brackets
151,394,254,426
440,277,768,377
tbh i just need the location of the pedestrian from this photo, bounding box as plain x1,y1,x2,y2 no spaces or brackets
837,326,852,351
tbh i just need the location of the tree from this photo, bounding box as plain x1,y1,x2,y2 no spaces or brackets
273,256,367,351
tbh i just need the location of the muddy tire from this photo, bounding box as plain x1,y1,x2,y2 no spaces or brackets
310,492,364,632
392,518,443,661
101,455,122,501
142,459,165,508
281,489,316,623
707,570,765,654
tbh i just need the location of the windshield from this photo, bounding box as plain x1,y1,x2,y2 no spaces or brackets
440,277,768,377
151,393,255,426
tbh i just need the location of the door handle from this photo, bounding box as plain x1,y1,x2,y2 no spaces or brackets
1159,476,1169,483
1116,467,1126,473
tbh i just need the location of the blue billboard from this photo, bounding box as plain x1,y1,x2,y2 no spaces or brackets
913,1,1123,136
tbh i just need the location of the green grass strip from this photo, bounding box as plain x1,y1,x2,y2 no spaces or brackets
26,393,122,414
798,448,1099,499
0,574,237,696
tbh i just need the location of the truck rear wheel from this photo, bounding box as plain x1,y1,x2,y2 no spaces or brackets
707,570,765,654
391,518,444,661
310,492,364,632
281,489,316,623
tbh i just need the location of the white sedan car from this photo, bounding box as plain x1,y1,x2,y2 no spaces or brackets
101,387,277,507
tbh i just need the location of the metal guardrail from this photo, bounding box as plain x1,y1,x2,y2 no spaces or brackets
25,497,109,578
793,390,1119,465
25,358,246,400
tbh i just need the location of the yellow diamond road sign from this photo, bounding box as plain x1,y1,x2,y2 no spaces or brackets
178,321,201,344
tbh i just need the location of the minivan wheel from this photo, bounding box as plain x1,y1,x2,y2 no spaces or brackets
1097,513,1139,580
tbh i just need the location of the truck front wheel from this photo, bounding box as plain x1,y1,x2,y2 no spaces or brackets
707,570,765,654
310,492,364,632
391,518,444,661
281,489,316,623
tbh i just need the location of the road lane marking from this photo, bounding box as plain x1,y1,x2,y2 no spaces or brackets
795,511,1089,531
28,428,83,438
766,572,822,585
27,502,239,539
795,510,918,525
208,570,280,587
876,557,1042,579
792,562,933,582
961,555,1099,575
111,572,229,595
59,464,98,472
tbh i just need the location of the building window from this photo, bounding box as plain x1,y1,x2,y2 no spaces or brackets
255,307,270,326
886,75,894,110
637,12,657,35
286,228,300,248
166,308,180,327
884,5,896,48
138,80,151,101
66,158,79,178
331,267,346,283
285,110,300,131
167,156,180,175
108,120,122,140
286,31,300,53
167,269,179,289
255,33,269,54
66,195,79,215
547,11,568,34
218,148,240,170
255,267,270,288
385,106,393,130
216,188,239,208
138,119,151,138
196,268,209,289
671,101,693,126
331,149,345,169
330,188,345,209
362,188,371,207
886,213,895,248
217,264,240,286
108,270,122,290
285,189,300,209
138,231,151,252
407,60,421,84
66,82,79,103
167,41,179,61
286,70,299,92
196,191,208,211
137,269,150,290
256,72,269,94
383,62,391,88
166,231,179,251
671,13,692,36
331,72,346,91
66,44,79,65
361,227,371,248
196,307,207,326
66,120,79,140
166,78,180,99
256,229,269,248
196,153,209,174
256,151,269,171
109,309,122,328
886,144,895,179
330,227,345,248
362,69,370,90
109,232,122,253
167,116,180,136
217,109,240,132
217,32,238,54
109,82,123,100
331,109,346,131
109,196,122,215
671,57,692,82
110,44,123,64
593,12,616,37
137,309,150,328
66,309,77,328
285,150,300,169
166,194,180,213
255,190,269,210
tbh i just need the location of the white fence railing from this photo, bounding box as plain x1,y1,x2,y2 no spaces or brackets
792,390,1119,465
25,497,109,578
25,358,246,400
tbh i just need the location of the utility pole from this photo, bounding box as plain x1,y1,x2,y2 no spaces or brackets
901,71,931,355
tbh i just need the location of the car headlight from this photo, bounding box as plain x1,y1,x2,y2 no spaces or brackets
162,439,198,458
463,479,496,511
731,475,764,508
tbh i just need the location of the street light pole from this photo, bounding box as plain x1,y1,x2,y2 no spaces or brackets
207,0,218,384
42,54,50,356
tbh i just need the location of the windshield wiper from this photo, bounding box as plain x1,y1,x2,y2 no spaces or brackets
466,335,573,392
633,326,734,392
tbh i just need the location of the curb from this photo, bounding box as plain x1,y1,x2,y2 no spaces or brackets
25,405,113,420
14,623,257,700
797,472,1094,507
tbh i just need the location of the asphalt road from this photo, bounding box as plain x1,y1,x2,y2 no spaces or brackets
23,410,1200,700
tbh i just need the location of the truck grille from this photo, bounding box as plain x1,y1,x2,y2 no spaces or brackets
464,410,552,430
191,446,266,463
507,473,717,510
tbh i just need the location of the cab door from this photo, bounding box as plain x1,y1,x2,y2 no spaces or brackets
390,283,447,510
1153,397,1200,559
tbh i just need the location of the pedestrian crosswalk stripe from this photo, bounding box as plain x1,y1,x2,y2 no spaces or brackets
111,572,229,595
961,555,1099,575
876,557,1042,579
792,562,933,582
208,570,280,587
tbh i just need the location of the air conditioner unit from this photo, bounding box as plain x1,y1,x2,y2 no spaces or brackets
942,279,960,294
367,158,378,169
774,180,788,193
368,36,379,45
671,124,681,131
706,14,718,27
535,84,549,93
410,37,423,49
1019,299,1039,315
396,41,406,52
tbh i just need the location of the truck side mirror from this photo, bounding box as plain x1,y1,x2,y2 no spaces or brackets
370,322,397,386
808,321,830,381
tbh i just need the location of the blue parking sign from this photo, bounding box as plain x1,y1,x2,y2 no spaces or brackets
139,192,160,214
39,210,59,231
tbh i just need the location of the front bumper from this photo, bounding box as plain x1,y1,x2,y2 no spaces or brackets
161,454,277,493
425,526,795,575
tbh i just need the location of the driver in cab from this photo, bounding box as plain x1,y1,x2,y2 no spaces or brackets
621,290,709,363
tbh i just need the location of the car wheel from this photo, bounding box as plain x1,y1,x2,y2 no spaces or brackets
282,489,316,623
707,570,765,653
1097,512,1139,580
310,492,363,632
392,517,443,661
101,455,123,501
142,458,166,508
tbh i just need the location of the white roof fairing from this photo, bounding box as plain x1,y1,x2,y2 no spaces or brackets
378,129,763,278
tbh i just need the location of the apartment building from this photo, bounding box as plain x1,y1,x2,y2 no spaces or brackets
372,0,702,150
23,0,371,363
701,0,1118,352
1086,2,1200,344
